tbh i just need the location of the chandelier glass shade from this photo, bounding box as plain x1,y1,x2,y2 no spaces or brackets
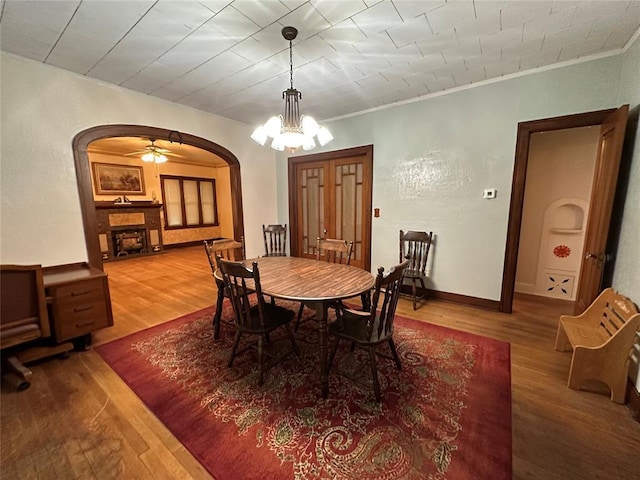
251,27,333,152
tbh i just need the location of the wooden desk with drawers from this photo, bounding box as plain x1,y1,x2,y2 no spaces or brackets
43,262,114,349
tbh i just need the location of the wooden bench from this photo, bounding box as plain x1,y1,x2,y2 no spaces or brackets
555,288,640,403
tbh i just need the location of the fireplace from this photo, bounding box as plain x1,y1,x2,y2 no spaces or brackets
95,202,163,262
113,229,147,257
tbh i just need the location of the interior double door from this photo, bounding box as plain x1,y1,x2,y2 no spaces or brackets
288,145,373,271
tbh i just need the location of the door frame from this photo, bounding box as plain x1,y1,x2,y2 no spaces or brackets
500,108,617,313
73,124,244,270
287,145,373,272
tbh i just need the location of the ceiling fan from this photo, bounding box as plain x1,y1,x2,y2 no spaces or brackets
124,138,182,163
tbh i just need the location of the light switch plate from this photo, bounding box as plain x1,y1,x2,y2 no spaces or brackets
483,188,497,199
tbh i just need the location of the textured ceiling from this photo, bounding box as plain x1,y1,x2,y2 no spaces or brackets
1,0,639,126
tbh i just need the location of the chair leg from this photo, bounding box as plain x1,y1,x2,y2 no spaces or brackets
228,331,242,367
412,279,418,310
294,303,305,332
283,323,299,356
350,341,356,352
213,282,225,339
368,346,381,403
360,291,371,311
388,338,402,370
258,335,265,386
418,277,427,306
328,337,341,372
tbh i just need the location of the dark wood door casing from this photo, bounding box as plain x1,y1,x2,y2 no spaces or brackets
288,145,373,272
73,125,244,271
500,108,621,313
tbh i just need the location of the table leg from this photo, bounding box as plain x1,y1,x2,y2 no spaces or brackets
312,300,330,399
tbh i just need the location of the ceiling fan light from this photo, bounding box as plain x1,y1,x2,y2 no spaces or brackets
317,126,334,146
251,125,268,145
264,116,283,138
142,151,168,163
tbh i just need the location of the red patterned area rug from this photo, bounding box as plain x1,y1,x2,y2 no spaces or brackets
95,302,511,480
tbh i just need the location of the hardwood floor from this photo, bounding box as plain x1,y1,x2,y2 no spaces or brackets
2,246,639,479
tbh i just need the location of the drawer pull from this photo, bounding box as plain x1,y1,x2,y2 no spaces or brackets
76,320,95,328
71,290,91,297
73,305,93,313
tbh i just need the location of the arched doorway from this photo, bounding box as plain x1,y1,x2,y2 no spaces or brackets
73,125,244,270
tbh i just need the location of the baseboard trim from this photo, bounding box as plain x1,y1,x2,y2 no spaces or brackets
628,381,640,423
400,285,500,311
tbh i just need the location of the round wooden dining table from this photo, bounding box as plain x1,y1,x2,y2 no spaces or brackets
214,256,375,398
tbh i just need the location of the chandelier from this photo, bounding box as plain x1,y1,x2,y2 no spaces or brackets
250,26,333,152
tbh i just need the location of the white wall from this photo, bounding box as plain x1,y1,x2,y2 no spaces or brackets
278,54,624,301
0,52,278,265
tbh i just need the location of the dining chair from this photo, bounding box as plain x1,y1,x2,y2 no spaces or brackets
203,237,246,339
295,237,354,331
399,230,433,310
217,257,299,386
262,224,288,257
1,264,51,390
328,260,409,402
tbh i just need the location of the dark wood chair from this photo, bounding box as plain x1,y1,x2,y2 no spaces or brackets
295,237,354,331
399,230,433,310
217,257,299,386
328,260,409,402
262,224,287,257
203,237,246,339
1,264,51,390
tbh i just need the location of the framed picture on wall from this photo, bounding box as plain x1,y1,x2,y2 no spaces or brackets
92,162,146,195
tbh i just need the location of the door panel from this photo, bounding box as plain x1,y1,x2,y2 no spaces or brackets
574,105,629,314
333,158,365,265
297,161,327,258
289,146,373,271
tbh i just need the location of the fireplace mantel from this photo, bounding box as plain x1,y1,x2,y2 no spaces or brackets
95,201,163,209
94,202,164,261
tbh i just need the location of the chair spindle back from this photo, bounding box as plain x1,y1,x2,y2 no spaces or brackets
217,257,267,329
367,260,409,340
399,230,433,275
203,237,245,274
262,224,288,257
316,237,353,265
